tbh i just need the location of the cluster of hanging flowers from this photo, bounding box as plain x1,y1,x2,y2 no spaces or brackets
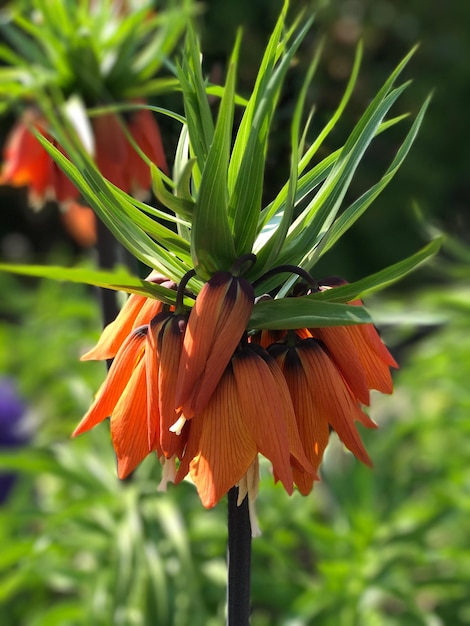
73,257,397,510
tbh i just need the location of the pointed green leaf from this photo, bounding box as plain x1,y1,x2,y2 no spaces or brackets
310,238,443,303
151,163,195,220
0,263,180,303
190,32,241,277
254,38,324,273
176,26,214,167
34,131,189,281
227,0,288,187
227,16,314,257
248,298,371,330
280,83,410,272
308,94,432,264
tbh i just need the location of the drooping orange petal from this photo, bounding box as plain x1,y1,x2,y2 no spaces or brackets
275,346,330,495
264,349,317,480
81,294,148,361
73,327,146,436
296,339,373,466
176,272,232,409
310,325,370,405
319,276,398,367
231,345,294,494
1,112,83,207
2,117,44,178
176,273,254,418
318,277,398,390
346,324,395,394
157,316,187,459
189,366,258,508
250,329,287,349
357,322,398,368
174,415,203,485
1,120,53,204
145,316,162,455
82,271,171,362
111,357,152,479
133,296,166,329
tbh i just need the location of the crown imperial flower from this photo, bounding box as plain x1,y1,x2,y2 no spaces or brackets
73,261,399,510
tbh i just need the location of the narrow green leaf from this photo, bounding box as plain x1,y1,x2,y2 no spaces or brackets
111,184,190,229
310,94,432,263
34,128,189,281
132,5,192,82
248,298,371,330
151,163,195,220
190,32,241,277
254,38,324,273
227,0,288,187
228,16,314,257
298,41,363,175
0,263,180,303
257,113,408,234
310,238,443,303
125,76,180,98
176,26,214,167
205,84,249,106
269,81,411,298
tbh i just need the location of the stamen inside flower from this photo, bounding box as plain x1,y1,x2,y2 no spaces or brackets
236,458,261,537
158,455,177,492
169,415,187,435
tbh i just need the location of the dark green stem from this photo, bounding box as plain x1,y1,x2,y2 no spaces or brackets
252,263,318,291
227,486,252,626
175,268,196,313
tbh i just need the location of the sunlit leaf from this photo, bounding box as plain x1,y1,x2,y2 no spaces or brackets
248,298,371,330
0,263,180,303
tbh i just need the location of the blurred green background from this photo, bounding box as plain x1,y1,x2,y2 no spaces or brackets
1,1,469,625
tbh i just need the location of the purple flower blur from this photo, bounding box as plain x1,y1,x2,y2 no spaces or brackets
0,378,28,503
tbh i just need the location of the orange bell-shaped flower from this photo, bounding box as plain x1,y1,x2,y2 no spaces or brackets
176,271,255,419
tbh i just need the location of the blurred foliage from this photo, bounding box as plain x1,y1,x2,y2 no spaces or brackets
1,1,469,624
1,247,469,624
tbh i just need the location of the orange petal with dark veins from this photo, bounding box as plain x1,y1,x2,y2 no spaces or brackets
176,272,254,418
73,327,147,436
111,357,153,478
295,339,373,466
189,366,258,508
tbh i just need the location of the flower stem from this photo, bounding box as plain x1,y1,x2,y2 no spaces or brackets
96,218,120,329
227,487,252,626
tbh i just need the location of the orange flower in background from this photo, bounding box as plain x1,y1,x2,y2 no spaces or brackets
0,109,76,208
1,105,168,246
